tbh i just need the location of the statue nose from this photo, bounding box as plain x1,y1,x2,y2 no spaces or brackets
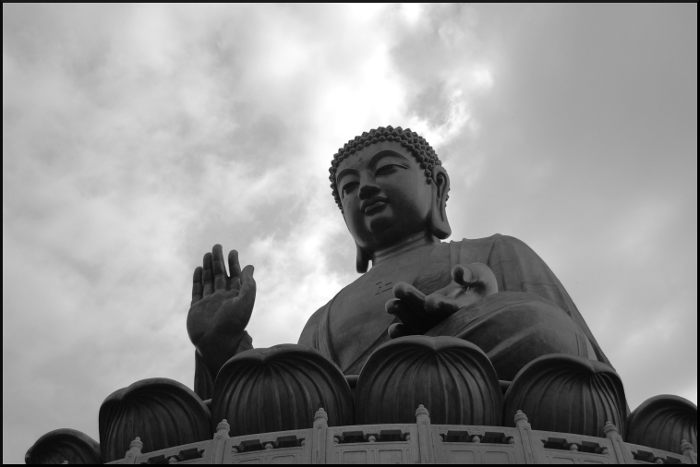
358,182,380,200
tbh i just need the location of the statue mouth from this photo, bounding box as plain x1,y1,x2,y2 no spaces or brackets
362,198,388,215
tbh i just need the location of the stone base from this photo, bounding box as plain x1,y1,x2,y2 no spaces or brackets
105,407,696,464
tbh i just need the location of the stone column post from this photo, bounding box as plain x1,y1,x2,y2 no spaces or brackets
513,410,547,464
415,404,435,463
211,419,230,464
681,439,697,464
312,408,328,464
123,436,143,464
603,421,634,464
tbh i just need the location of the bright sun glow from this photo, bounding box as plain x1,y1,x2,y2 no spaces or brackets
472,66,494,90
399,3,423,25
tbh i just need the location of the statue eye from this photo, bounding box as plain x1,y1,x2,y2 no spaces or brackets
375,163,405,177
341,182,358,196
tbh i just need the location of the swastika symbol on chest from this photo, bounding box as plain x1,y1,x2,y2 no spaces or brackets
374,280,394,295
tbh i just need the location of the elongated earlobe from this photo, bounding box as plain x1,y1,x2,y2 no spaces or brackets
430,167,451,239
355,245,371,273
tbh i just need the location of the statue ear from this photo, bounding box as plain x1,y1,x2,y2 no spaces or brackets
355,245,371,273
430,166,451,239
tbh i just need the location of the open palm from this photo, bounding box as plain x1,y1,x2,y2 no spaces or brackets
187,244,256,373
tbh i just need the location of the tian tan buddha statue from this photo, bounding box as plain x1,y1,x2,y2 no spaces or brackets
180,126,699,457
187,125,611,393
27,126,697,464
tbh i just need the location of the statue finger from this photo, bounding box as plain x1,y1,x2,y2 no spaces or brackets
212,244,227,291
392,282,426,310
191,266,203,304
232,265,256,327
385,297,412,317
228,249,242,279
385,297,423,326
452,264,468,286
387,323,413,339
385,297,403,315
202,252,214,296
463,262,498,295
237,265,256,306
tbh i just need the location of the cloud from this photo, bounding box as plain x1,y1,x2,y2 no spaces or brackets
4,4,696,463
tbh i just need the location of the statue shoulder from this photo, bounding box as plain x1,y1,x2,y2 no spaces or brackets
466,233,529,247
454,234,540,259
298,304,328,348
490,233,539,256
451,234,560,295
449,234,540,266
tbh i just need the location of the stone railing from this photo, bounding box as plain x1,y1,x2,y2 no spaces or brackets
106,406,695,464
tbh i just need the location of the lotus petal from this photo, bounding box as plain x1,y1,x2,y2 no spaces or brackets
627,394,697,454
211,344,353,436
355,335,502,425
98,377,210,462
503,354,627,437
25,428,101,464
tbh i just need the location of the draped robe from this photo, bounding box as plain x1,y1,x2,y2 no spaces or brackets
297,234,609,377
195,234,611,399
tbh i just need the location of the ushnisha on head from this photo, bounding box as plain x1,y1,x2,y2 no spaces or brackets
329,126,452,272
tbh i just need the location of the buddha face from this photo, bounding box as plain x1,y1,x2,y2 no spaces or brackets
335,141,435,252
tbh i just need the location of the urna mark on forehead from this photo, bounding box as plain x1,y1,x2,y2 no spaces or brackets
329,126,443,210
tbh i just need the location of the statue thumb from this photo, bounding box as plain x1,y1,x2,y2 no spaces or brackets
239,265,256,298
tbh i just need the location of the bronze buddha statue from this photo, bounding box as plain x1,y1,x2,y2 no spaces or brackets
187,126,611,397
28,127,696,464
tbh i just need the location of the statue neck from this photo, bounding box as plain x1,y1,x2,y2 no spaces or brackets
371,232,439,267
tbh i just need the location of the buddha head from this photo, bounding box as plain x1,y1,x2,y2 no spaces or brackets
329,126,451,272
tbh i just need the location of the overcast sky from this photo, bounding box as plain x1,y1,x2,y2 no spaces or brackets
3,3,697,463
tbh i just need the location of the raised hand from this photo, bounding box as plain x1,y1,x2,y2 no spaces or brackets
187,244,256,375
386,262,498,338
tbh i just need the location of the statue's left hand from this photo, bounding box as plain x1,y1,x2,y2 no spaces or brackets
386,263,498,338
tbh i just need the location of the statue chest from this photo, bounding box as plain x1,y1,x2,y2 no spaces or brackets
327,244,452,373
